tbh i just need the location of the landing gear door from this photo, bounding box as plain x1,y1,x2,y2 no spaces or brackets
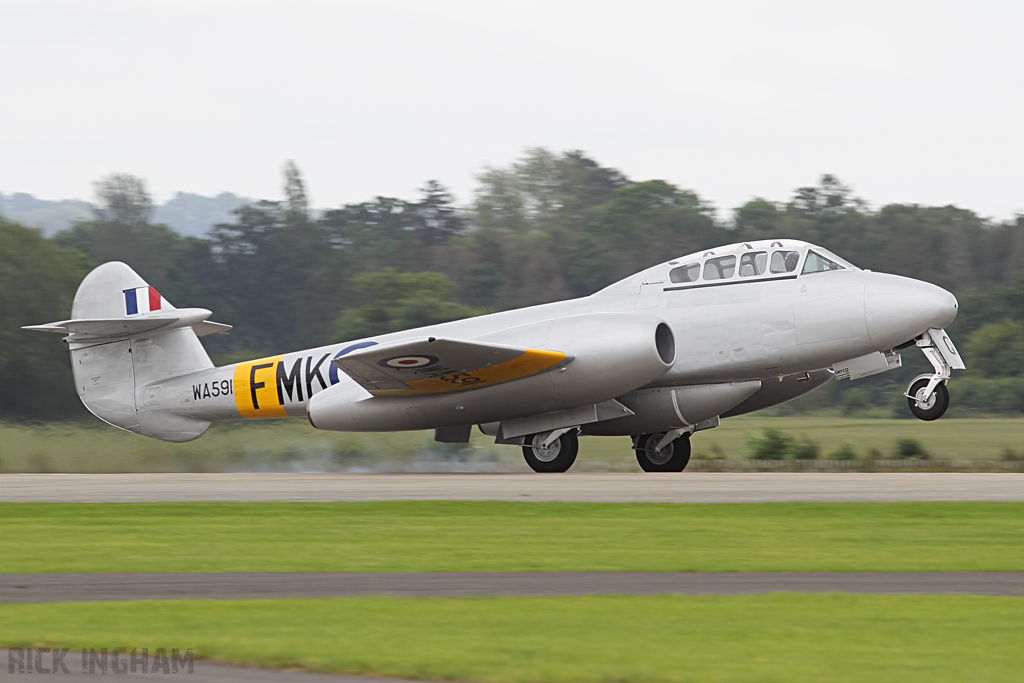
929,328,966,370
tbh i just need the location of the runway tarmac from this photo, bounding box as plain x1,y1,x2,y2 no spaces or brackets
3,472,1023,503
1,572,1021,602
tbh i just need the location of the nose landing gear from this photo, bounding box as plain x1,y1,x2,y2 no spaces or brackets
904,328,964,421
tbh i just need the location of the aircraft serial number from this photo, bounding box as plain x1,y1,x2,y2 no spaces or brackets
192,380,233,400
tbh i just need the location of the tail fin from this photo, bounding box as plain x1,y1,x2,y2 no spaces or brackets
24,262,230,442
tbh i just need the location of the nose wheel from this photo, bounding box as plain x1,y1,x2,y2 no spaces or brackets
907,378,949,421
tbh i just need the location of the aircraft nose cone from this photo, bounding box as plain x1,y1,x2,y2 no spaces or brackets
864,274,958,349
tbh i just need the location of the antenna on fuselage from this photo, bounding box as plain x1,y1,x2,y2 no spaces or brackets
467,279,493,315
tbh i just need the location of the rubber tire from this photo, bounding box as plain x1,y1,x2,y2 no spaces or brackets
636,433,692,472
522,431,579,473
907,379,950,421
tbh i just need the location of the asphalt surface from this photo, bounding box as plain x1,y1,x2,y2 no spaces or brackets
3,472,1023,503
0,649,424,682
2,572,1022,602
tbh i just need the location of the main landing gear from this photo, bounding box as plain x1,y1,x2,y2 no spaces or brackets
633,431,692,472
521,428,693,473
904,328,963,421
519,419,713,473
522,429,579,473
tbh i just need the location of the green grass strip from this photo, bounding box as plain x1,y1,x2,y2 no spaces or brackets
2,501,1023,573
3,595,1023,682
5,417,1023,473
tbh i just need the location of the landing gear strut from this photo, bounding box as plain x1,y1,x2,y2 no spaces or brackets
904,328,963,421
634,431,691,472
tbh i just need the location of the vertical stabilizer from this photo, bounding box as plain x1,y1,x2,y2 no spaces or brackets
65,262,216,442
72,261,174,319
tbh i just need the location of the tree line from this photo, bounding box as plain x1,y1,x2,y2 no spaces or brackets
2,149,1022,418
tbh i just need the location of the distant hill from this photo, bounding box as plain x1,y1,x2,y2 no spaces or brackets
152,192,250,237
0,191,251,237
0,193,92,237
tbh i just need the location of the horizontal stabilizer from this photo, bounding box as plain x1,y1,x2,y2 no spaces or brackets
192,320,233,337
24,316,178,336
23,308,231,342
333,337,570,396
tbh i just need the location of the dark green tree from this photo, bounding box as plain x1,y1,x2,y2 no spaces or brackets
409,180,465,246
473,148,629,236
567,180,723,296
789,175,864,217
733,198,784,233
964,320,1024,378
320,197,413,273
333,269,481,341
282,160,309,226
202,162,356,354
210,172,346,352
953,269,1024,338
55,173,194,289
92,173,153,226
0,218,94,417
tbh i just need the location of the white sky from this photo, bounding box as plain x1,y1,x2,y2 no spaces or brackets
2,0,1022,220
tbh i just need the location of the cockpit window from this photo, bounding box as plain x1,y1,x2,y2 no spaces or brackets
770,250,800,274
802,250,845,275
669,263,700,283
816,248,859,270
703,255,736,281
739,251,767,277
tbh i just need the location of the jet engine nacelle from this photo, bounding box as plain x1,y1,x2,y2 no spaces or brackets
307,314,675,431
582,380,762,436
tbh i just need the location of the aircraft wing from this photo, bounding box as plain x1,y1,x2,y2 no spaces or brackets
332,337,571,396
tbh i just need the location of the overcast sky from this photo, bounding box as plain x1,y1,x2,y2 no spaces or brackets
2,1,1022,219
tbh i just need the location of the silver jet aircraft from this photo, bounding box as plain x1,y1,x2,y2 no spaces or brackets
26,239,964,472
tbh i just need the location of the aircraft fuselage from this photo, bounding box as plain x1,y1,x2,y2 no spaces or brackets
162,239,958,435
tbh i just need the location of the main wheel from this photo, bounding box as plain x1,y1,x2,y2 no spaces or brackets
635,432,691,472
522,430,579,473
907,379,949,421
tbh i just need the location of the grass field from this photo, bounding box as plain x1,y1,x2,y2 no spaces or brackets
2,415,1022,473
3,502,1022,573
3,595,1022,682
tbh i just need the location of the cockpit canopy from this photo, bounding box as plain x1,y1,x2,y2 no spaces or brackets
600,240,858,294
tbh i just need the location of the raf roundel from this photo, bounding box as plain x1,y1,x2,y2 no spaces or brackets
379,355,439,369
